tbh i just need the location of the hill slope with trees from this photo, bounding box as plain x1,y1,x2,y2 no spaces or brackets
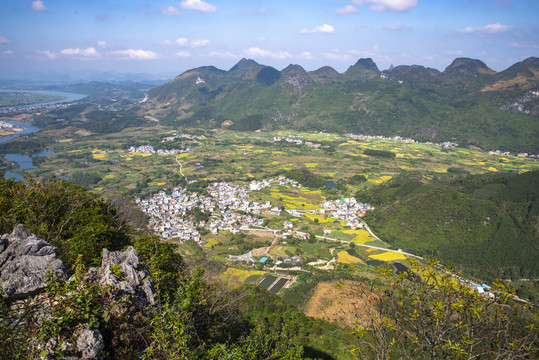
358,171,539,282
141,57,539,153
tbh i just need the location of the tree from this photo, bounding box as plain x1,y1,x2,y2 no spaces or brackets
354,260,539,359
0,177,130,267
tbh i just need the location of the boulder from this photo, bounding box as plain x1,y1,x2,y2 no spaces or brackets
0,224,67,300
75,325,105,359
87,246,156,308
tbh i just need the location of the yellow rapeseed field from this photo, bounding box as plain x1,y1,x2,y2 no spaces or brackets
337,251,363,264
304,212,332,223
343,229,374,244
369,251,407,261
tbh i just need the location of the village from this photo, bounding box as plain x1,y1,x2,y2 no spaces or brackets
136,175,375,250
128,144,191,156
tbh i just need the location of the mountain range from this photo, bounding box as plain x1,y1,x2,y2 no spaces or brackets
141,57,539,153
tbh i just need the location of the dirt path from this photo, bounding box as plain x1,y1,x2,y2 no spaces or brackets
175,155,188,183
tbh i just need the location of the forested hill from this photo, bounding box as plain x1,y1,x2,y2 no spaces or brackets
358,170,539,282
141,57,539,153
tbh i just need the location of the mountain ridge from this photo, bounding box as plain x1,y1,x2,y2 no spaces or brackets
142,57,539,153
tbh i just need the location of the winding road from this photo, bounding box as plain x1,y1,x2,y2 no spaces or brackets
175,155,188,183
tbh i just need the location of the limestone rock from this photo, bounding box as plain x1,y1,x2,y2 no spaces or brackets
88,246,156,308
75,326,104,359
0,224,67,300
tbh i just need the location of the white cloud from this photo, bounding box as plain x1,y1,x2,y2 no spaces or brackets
97,41,107,48
60,47,99,57
336,5,359,14
0,36,12,44
110,49,158,60
176,38,189,46
509,42,520,48
176,51,191,57
2,50,14,56
298,52,314,60
243,8,269,14
180,0,216,12
38,50,58,59
190,39,210,47
323,51,353,62
30,0,48,12
384,23,406,31
447,50,464,55
209,51,237,58
176,37,210,48
300,24,335,34
159,6,182,16
457,23,513,34
244,47,292,59
352,0,417,12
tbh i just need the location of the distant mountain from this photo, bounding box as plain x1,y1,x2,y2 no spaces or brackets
382,65,440,84
345,58,380,78
141,57,539,153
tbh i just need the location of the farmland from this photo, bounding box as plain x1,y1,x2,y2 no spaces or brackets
2,125,538,305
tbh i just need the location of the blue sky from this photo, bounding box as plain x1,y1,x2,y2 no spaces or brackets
0,0,538,79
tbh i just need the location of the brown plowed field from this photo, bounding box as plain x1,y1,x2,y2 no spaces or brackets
304,281,378,328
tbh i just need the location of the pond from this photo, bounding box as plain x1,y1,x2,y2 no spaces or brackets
3,150,57,182
325,181,337,188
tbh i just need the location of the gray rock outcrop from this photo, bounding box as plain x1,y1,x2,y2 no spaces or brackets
75,325,105,359
0,224,67,300
87,246,156,308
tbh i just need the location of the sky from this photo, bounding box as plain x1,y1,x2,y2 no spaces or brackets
0,0,538,80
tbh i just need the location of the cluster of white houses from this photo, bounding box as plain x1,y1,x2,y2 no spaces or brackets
319,198,375,229
128,144,190,156
138,174,378,249
137,180,273,246
272,136,323,148
346,133,459,149
161,132,206,142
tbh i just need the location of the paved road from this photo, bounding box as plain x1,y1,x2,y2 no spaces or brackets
316,234,423,260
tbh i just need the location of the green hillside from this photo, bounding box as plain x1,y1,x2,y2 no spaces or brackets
142,57,539,153
358,171,539,281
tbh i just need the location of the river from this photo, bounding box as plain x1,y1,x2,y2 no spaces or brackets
1,89,86,180
0,89,87,108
